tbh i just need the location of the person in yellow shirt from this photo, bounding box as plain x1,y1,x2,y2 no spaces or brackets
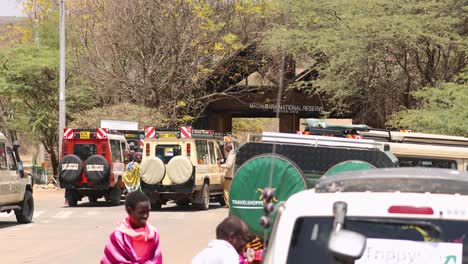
123,152,142,193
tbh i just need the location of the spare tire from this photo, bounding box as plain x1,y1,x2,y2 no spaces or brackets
59,154,83,183
140,157,165,185
229,154,307,237
84,155,110,184
166,156,193,184
323,160,376,177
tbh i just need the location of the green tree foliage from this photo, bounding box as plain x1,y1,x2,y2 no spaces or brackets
264,0,467,127
387,70,468,136
0,43,94,176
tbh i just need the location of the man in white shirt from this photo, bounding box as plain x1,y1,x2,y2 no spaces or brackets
192,216,249,264
219,143,236,207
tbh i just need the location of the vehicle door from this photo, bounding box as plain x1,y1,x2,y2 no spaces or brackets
0,142,12,203
208,140,222,188
109,139,125,182
1,145,18,203
195,140,214,187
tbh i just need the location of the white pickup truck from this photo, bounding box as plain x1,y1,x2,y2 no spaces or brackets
263,168,468,264
0,132,34,223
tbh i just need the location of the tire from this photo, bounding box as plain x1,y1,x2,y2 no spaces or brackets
15,190,34,224
109,178,122,206
151,201,162,210
140,157,165,184
84,155,110,184
176,200,190,207
166,156,193,184
196,184,210,210
66,189,78,207
216,195,226,207
59,154,82,184
88,195,98,203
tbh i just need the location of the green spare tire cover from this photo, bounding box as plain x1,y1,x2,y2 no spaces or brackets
323,160,375,177
229,154,307,237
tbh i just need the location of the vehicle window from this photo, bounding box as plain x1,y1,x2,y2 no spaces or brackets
195,140,210,165
208,142,216,164
110,140,123,163
0,143,7,170
155,145,181,164
287,217,468,264
398,158,457,169
215,145,223,163
6,147,17,170
73,144,97,161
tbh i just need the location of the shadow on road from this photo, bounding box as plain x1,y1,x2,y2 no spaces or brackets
155,203,225,213
0,221,21,229
61,200,124,208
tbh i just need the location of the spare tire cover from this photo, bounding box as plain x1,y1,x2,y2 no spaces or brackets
166,156,193,184
140,157,165,185
59,154,83,183
323,160,376,177
84,155,110,183
229,154,307,237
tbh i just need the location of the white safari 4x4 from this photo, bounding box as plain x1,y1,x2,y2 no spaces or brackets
0,132,34,223
264,168,468,264
140,127,227,210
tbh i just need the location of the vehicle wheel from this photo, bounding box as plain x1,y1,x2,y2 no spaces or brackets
88,195,98,203
176,200,190,207
66,189,78,207
216,195,226,207
15,190,34,224
151,201,162,210
197,184,210,210
109,187,121,206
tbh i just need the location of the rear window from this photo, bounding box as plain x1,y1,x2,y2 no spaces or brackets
73,144,97,161
287,217,468,264
155,145,181,164
398,158,457,169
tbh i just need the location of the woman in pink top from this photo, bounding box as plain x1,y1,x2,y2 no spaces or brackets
101,191,162,264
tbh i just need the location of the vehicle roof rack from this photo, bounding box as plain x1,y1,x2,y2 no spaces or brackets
315,167,468,195
249,132,389,151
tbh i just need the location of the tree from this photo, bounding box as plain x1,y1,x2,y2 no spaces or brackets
0,44,94,176
387,70,468,136
263,0,467,127
68,0,271,125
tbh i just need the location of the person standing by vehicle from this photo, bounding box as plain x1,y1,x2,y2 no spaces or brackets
123,152,142,193
219,143,235,207
192,215,249,264
101,191,162,264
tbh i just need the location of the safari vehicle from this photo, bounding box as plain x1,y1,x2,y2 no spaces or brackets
263,168,468,264
140,126,228,210
302,118,468,171
0,132,34,223
59,128,129,206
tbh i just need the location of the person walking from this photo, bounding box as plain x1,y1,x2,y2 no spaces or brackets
219,143,235,207
192,215,249,264
101,191,162,264
123,151,142,193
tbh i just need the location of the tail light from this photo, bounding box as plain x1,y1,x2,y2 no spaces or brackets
388,206,434,215
101,142,107,157
186,143,191,156
63,142,68,155
146,143,150,156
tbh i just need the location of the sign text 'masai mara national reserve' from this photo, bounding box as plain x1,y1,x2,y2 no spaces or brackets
249,103,324,114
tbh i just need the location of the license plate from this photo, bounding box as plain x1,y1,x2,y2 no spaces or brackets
159,133,177,139
80,131,90,139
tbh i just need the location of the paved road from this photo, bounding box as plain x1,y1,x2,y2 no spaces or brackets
0,188,228,264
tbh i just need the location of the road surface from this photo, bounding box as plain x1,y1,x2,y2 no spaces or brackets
0,187,228,264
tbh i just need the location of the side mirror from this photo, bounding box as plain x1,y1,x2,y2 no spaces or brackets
328,230,366,261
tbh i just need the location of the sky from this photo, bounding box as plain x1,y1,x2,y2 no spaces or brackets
0,0,23,17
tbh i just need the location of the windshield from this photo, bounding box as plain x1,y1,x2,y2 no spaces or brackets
287,217,468,264
73,144,97,161
155,144,182,164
